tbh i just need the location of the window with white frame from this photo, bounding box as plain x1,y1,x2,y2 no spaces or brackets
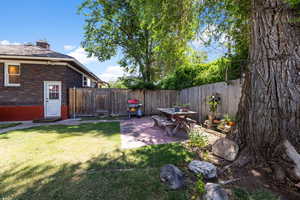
5,63,21,86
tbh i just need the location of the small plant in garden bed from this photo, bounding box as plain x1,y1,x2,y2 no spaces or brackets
190,174,206,200
187,128,210,159
195,174,205,195
187,128,208,149
223,114,236,126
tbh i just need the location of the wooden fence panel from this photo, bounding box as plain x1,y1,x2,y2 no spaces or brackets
144,90,179,115
69,89,178,117
179,79,242,122
69,80,241,120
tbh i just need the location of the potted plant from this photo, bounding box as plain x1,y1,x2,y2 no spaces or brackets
223,114,236,126
207,95,221,122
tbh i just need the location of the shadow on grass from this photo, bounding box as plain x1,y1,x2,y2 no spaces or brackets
0,143,195,200
0,123,22,130
0,122,120,140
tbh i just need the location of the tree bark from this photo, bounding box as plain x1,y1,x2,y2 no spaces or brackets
236,0,300,178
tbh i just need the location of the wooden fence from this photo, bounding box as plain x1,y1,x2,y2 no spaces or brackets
69,88,179,117
69,79,242,121
179,79,242,122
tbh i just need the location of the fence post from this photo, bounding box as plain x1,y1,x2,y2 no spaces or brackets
73,87,76,119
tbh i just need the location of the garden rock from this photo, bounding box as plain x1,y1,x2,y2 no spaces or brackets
188,160,217,179
212,138,239,161
204,183,229,200
160,164,184,189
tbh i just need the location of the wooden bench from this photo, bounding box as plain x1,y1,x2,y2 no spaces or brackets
152,115,176,136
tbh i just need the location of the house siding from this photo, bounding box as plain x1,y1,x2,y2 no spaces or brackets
0,62,83,121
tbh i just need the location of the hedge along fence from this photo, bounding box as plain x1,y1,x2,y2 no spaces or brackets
69,79,242,121
179,79,242,122
69,88,179,117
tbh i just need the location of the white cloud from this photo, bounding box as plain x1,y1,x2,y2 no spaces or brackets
0,40,21,45
63,45,76,51
67,47,98,65
99,65,125,82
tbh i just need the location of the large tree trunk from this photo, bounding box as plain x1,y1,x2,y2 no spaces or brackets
236,0,300,180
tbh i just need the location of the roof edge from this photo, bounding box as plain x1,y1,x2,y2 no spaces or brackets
0,55,101,82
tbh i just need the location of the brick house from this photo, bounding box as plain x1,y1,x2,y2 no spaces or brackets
0,41,103,121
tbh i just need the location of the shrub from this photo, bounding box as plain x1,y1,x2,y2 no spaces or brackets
160,57,241,90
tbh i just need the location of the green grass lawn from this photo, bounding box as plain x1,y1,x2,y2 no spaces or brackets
0,122,194,200
0,122,22,129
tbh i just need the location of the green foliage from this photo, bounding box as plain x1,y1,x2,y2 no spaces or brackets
286,0,300,6
195,174,205,195
207,96,221,113
233,188,279,200
160,57,241,90
223,114,236,122
198,0,250,61
223,114,231,123
188,129,208,149
79,0,201,83
107,76,159,90
108,80,127,89
121,77,158,90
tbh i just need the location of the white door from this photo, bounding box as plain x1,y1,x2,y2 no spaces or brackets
44,81,61,118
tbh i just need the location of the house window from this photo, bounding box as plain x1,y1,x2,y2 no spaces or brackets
5,63,21,86
82,76,91,87
83,76,88,87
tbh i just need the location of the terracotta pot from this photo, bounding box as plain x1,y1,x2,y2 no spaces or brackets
213,119,220,124
228,121,236,126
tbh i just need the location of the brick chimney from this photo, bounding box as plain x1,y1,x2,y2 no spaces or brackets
36,40,50,49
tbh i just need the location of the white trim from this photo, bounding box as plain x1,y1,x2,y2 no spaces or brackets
44,81,62,118
82,75,86,87
0,59,67,65
4,62,21,87
0,55,100,81
0,55,73,61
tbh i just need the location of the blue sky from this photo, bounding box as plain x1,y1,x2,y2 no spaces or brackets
0,0,225,82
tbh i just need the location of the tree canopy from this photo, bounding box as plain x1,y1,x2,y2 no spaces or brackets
79,0,200,83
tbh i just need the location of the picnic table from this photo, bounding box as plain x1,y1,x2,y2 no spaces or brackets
155,108,197,136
